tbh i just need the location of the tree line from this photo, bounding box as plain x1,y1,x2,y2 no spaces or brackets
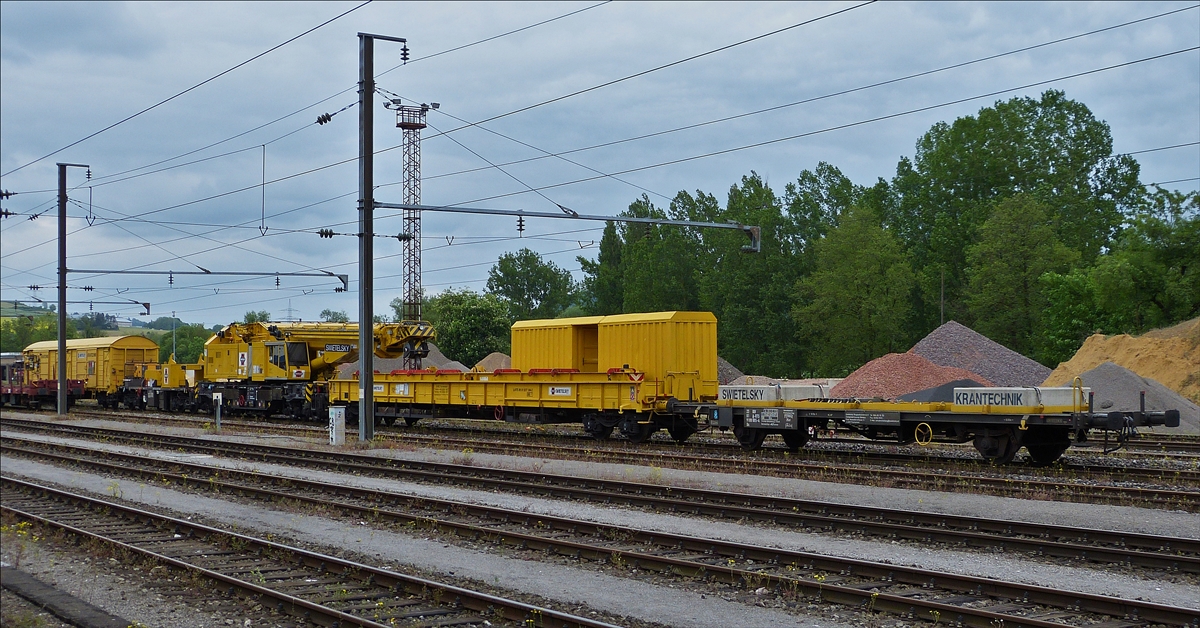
417,90,1198,375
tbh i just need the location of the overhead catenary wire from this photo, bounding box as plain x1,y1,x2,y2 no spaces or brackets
0,1,372,179
7,3,614,196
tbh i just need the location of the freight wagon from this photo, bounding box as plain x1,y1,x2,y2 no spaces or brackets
329,311,1179,464
329,311,717,442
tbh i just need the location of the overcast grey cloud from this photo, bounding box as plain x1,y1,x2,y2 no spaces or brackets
2,1,1197,327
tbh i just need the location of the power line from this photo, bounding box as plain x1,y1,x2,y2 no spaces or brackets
10,3,614,196
1,1,372,178
430,46,1200,209
417,5,1200,185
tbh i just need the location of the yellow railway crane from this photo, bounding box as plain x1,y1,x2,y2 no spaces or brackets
194,320,434,419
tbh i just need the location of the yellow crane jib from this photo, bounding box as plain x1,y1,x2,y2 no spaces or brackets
202,321,436,383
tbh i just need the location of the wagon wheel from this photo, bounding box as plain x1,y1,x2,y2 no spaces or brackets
973,427,1022,465
1024,427,1071,466
781,429,808,453
620,416,656,443
733,423,766,451
582,415,615,440
667,421,696,444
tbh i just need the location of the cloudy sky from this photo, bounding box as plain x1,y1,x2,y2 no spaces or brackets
1,1,1197,328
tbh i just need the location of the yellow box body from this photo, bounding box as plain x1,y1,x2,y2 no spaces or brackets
508,311,717,403
510,316,603,372
596,311,717,402
142,359,203,389
23,336,159,394
328,370,647,412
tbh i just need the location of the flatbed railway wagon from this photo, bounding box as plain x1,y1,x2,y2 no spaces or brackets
330,311,718,442
331,310,1180,465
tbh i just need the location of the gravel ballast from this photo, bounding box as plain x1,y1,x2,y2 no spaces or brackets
910,321,1051,387
830,352,992,400
3,426,1197,613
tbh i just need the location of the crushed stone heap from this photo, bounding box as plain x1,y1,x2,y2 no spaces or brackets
910,321,1050,387
474,352,512,372
830,352,993,400
1069,362,1199,435
717,357,744,385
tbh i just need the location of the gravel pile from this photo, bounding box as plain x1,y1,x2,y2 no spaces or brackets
336,343,453,377
830,353,993,400
910,321,1050,387
727,375,782,386
475,352,512,372
1072,362,1200,434
717,357,743,385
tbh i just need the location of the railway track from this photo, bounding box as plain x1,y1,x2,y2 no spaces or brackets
3,441,1196,628
4,433,1198,576
0,476,619,628
4,415,1197,510
47,407,1200,470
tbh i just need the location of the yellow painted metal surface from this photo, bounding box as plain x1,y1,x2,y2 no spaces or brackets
596,311,717,402
510,316,603,372
329,369,647,412
24,336,159,393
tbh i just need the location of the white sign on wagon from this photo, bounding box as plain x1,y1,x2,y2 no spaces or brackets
548,386,573,397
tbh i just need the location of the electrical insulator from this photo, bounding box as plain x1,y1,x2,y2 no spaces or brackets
517,216,525,235
316,113,333,125
396,232,413,242
275,276,280,288
400,43,410,63
28,285,40,291
0,190,13,199
168,272,174,286
89,302,94,311
318,228,335,238
86,169,92,181
644,223,652,239
83,286,93,291
334,286,345,293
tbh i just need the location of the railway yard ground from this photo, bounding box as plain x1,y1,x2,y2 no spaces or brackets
2,408,1198,628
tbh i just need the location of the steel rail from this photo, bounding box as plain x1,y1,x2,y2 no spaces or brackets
3,415,1196,510
6,435,1197,574
3,445,1195,628
40,408,1200,480
0,476,621,628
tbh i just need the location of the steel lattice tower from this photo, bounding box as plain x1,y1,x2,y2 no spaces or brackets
395,103,428,368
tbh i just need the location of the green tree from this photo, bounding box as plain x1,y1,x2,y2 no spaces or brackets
964,195,1078,361
577,221,624,315
243,310,271,323
793,205,915,376
486,248,575,320
886,89,1140,335
619,195,703,314
146,316,184,330
319,309,349,323
159,324,214,364
424,289,512,366
697,174,803,377
0,313,79,353
76,312,117,337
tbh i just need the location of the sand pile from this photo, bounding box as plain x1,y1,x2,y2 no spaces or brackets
910,321,1050,386
1044,317,1199,404
1067,362,1199,435
717,357,743,385
475,352,512,372
830,353,993,400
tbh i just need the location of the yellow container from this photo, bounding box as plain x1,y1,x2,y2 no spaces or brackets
510,316,603,372
597,311,717,402
24,336,159,394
